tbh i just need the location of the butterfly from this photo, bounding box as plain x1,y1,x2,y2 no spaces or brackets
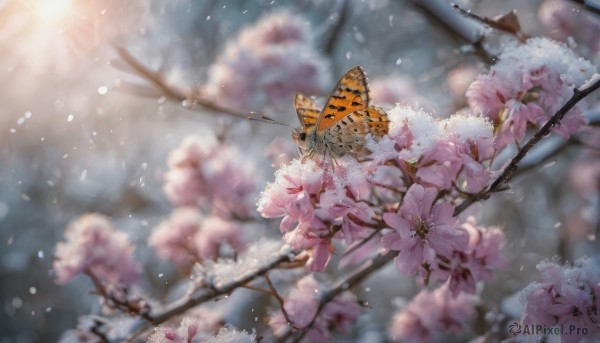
292,66,389,159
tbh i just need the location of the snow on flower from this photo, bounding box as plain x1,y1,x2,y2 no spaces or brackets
203,11,331,111
203,328,256,343
388,284,479,343
53,213,140,287
163,135,256,219
258,158,377,271
519,257,600,342
377,106,465,190
467,38,596,149
443,114,494,193
147,308,229,343
382,184,469,279
269,275,361,342
194,240,291,288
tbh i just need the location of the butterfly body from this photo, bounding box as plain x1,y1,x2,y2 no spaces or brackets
293,66,389,158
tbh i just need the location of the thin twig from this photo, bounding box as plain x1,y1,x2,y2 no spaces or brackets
85,269,154,323
124,253,296,342
289,251,396,343
451,4,527,42
264,274,297,328
454,79,600,216
115,47,255,120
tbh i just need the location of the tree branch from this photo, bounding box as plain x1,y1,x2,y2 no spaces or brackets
454,79,600,216
124,252,296,342
284,250,396,343
114,47,255,120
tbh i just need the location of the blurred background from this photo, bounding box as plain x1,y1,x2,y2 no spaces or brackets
1,0,598,342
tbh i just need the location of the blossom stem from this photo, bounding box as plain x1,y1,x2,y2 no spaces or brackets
124,252,296,342
115,47,255,120
288,251,396,343
454,79,600,216
264,274,298,329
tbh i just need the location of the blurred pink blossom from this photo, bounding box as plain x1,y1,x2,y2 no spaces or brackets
54,213,140,287
269,275,360,342
265,136,299,167
163,135,256,219
149,207,204,270
370,76,436,112
382,184,468,278
520,257,600,342
539,0,600,57
467,38,596,149
389,284,479,342
149,208,246,270
204,11,331,111
445,64,484,100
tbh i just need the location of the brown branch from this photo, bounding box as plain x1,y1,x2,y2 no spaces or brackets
85,269,154,323
114,47,255,120
284,250,396,343
451,4,527,42
454,79,600,216
264,274,298,329
124,252,296,342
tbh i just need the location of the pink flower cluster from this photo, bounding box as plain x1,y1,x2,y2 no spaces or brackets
53,213,140,287
269,275,360,342
467,38,596,149
259,105,507,292
388,284,479,343
258,158,376,271
434,217,509,297
203,11,331,111
149,208,246,270
520,257,600,342
156,135,252,270
163,135,256,220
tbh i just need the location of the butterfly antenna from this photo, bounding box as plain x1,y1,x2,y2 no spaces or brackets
248,112,294,129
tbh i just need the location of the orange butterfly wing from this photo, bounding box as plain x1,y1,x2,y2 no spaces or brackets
316,66,370,132
294,93,320,133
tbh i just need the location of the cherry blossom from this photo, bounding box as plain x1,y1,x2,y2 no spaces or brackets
389,284,479,342
203,11,331,111
258,158,377,271
520,257,600,342
432,216,509,296
382,184,468,278
149,208,246,271
269,275,360,342
53,213,140,287
163,135,256,219
467,38,596,149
